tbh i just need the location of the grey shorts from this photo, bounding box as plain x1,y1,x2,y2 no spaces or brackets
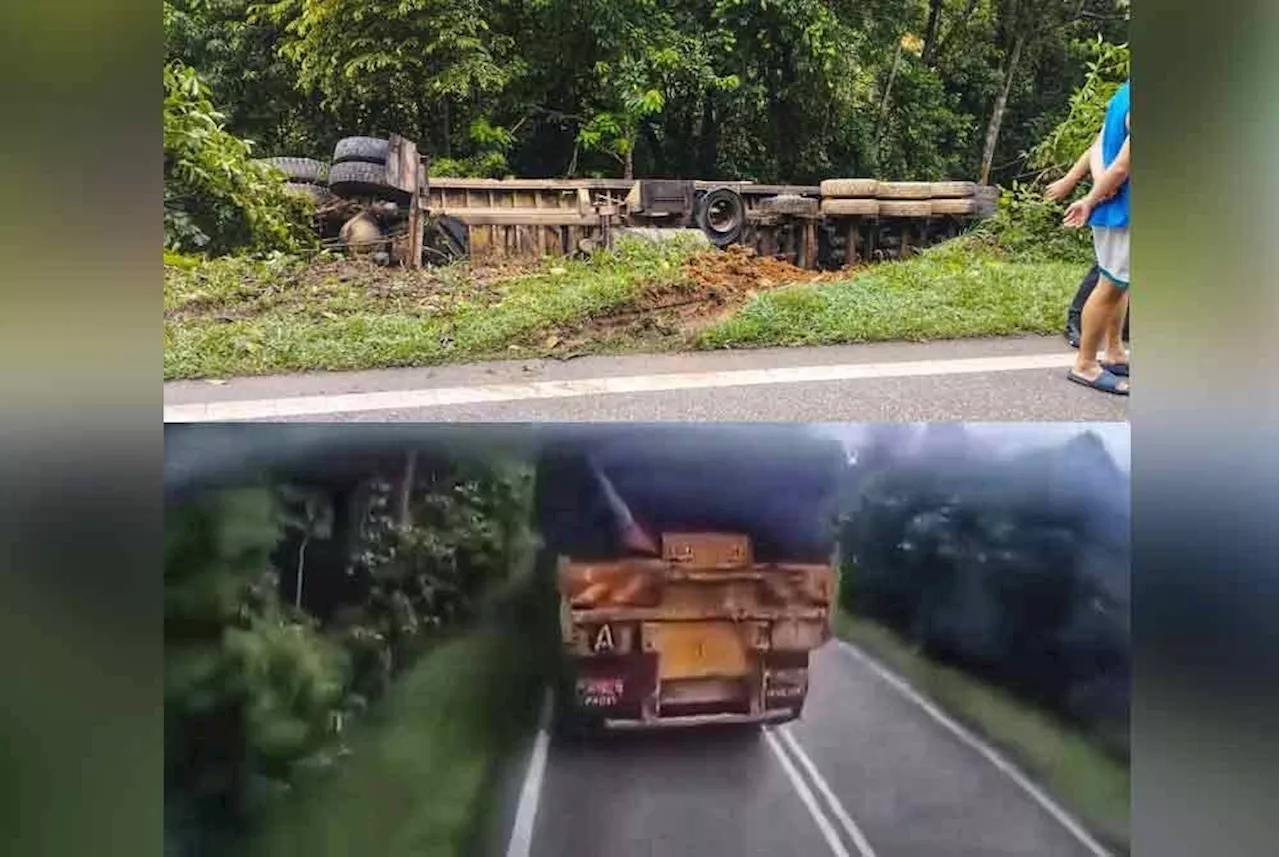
1092,226,1130,289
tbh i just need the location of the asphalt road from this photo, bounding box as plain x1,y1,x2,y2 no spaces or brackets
164,336,1129,423
489,642,1110,857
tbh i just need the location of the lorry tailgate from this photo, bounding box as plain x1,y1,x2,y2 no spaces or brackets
644,621,750,680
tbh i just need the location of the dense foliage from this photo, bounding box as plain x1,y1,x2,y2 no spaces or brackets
165,0,1127,184
840,426,1130,755
1027,37,1130,178
163,60,317,254
164,456,534,849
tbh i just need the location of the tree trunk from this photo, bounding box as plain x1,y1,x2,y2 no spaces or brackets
623,141,635,180
294,534,308,609
566,139,579,177
642,123,666,176
698,93,718,177
873,39,905,152
397,450,417,528
979,29,1025,185
442,101,452,159
923,0,945,66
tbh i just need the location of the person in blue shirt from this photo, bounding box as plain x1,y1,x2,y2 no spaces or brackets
1057,80,1130,396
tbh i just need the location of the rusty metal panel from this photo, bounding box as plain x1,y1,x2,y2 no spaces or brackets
770,618,827,651
659,677,746,706
663,532,753,567
643,621,749,680
383,134,418,195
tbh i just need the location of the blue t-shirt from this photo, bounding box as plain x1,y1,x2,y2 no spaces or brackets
1089,81,1130,228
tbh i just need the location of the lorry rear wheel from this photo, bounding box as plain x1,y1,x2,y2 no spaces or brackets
550,681,600,741
694,186,745,247
260,157,329,184
332,136,390,165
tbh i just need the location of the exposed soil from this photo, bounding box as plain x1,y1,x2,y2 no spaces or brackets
535,245,854,354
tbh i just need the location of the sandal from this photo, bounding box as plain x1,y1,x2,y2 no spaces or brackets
1101,361,1129,377
1067,368,1129,396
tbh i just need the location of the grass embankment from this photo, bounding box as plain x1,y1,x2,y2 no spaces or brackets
244,619,546,857
699,238,1081,349
833,611,1130,854
163,240,693,379
165,235,1082,380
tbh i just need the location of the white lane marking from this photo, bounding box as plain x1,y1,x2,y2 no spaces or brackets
835,640,1113,857
763,726,852,857
163,352,1076,421
504,689,553,857
778,725,878,857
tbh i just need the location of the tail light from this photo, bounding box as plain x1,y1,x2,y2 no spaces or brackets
560,561,662,608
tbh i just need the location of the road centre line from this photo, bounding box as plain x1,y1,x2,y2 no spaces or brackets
762,725,853,857
503,689,553,857
778,725,878,857
835,640,1113,857
163,351,1077,421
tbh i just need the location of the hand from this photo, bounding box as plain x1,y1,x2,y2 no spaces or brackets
1044,178,1073,202
1063,197,1093,229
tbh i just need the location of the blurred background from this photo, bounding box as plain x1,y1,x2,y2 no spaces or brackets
163,421,1130,856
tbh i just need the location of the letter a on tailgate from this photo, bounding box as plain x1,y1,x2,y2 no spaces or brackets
593,624,615,653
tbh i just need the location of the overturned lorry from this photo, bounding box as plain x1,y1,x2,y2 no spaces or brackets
534,426,846,734
263,133,999,271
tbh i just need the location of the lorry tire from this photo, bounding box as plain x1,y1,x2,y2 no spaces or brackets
333,136,390,165
694,186,746,247
819,178,878,198
549,673,601,742
820,198,879,217
929,198,976,215
878,200,933,217
928,181,976,199
876,181,933,200
328,160,403,199
757,194,819,216
284,182,332,204
261,157,328,184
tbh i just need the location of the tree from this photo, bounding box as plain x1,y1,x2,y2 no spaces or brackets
163,61,317,254
257,0,516,160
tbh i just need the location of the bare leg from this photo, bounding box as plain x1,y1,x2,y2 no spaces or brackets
1102,290,1129,364
1073,274,1129,390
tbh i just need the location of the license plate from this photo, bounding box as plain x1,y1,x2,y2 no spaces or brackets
764,668,808,700
577,677,624,707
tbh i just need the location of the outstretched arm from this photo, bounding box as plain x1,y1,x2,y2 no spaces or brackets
1064,113,1129,228
1046,130,1102,201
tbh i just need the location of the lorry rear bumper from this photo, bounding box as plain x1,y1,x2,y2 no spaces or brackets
602,707,796,730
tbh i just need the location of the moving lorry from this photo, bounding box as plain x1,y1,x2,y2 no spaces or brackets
534,426,844,734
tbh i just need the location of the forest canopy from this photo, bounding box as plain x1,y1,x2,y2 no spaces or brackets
164,0,1128,185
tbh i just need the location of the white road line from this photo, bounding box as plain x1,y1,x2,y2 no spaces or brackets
504,689,553,857
763,726,853,857
835,640,1113,857
163,351,1076,422
778,725,878,857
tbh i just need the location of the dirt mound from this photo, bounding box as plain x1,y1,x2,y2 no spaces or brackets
537,246,852,355
683,244,843,295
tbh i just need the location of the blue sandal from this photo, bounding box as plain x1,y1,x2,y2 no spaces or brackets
1067,368,1129,396
1101,361,1130,377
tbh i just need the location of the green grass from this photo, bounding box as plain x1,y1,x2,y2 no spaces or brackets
700,239,1081,350
243,623,546,857
164,239,694,380
834,611,1131,854
165,234,1081,379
